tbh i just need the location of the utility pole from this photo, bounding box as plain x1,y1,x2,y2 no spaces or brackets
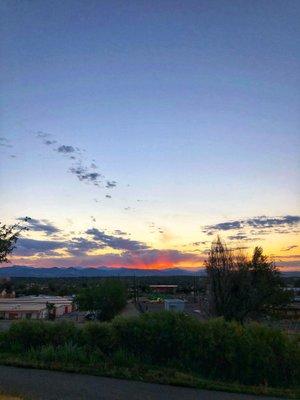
133,274,137,303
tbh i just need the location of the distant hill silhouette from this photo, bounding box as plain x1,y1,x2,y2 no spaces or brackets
0,265,207,278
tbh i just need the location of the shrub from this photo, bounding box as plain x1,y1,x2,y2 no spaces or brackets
4,320,79,352
81,322,116,353
1,312,299,388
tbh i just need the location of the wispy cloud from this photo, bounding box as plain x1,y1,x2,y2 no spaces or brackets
86,228,149,251
0,137,12,148
18,217,60,236
69,165,103,186
36,132,117,190
203,215,300,236
281,245,298,252
56,145,76,154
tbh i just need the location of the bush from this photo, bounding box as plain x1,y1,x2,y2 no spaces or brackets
1,312,298,388
76,280,127,321
112,312,299,387
3,320,79,352
81,322,116,353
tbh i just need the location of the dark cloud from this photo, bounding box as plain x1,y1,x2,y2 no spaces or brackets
36,132,118,191
66,237,104,256
246,216,300,229
86,228,149,251
57,145,75,154
114,230,128,236
14,238,65,256
69,165,102,186
44,140,57,146
105,180,117,188
0,137,12,148
18,217,60,236
281,245,298,252
203,215,300,235
228,232,250,240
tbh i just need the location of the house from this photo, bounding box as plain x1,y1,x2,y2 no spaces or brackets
0,302,48,320
0,295,74,320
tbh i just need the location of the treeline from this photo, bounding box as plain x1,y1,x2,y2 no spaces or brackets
0,312,299,389
10,275,206,297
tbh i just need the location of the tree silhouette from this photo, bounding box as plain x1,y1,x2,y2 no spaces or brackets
205,237,291,322
0,218,29,263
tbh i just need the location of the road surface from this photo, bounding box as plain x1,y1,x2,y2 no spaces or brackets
0,366,285,400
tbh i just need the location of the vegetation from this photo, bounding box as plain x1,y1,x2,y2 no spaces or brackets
0,220,28,263
76,280,127,321
205,237,291,322
0,313,299,397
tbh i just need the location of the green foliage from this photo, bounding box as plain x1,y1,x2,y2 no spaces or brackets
81,322,116,352
1,320,79,352
205,238,292,322
76,279,127,321
1,313,299,389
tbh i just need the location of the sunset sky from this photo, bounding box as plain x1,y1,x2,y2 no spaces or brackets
1,1,299,270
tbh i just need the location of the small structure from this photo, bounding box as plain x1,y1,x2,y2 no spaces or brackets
164,299,185,312
150,285,178,294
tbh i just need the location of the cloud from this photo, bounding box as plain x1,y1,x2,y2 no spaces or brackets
14,238,66,257
69,165,102,186
0,137,12,148
106,180,117,188
36,132,117,191
57,145,75,154
18,217,60,236
114,230,128,236
12,246,204,269
86,228,149,251
66,237,105,256
281,245,298,252
203,215,300,236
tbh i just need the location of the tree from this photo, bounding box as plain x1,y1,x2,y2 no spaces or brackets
46,302,56,320
0,219,29,263
205,237,291,322
76,280,127,321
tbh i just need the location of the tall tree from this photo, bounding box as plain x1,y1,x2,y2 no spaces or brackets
205,237,291,322
77,280,127,321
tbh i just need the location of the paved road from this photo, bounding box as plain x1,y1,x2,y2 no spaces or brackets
0,366,285,400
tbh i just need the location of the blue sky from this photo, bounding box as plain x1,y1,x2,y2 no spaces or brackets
1,0,299,269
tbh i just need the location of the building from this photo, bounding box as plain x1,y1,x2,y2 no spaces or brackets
149,285,178,294
0,289,16,299
0,295,74,320
164,299,185,312
0,302,48,320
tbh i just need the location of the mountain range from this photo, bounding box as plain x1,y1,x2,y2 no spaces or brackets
0,265,206,278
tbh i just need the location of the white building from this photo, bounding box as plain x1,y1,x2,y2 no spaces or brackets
164,299,185,312
0,296,74,320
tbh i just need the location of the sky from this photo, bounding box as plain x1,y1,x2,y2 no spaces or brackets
0,0,299,270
